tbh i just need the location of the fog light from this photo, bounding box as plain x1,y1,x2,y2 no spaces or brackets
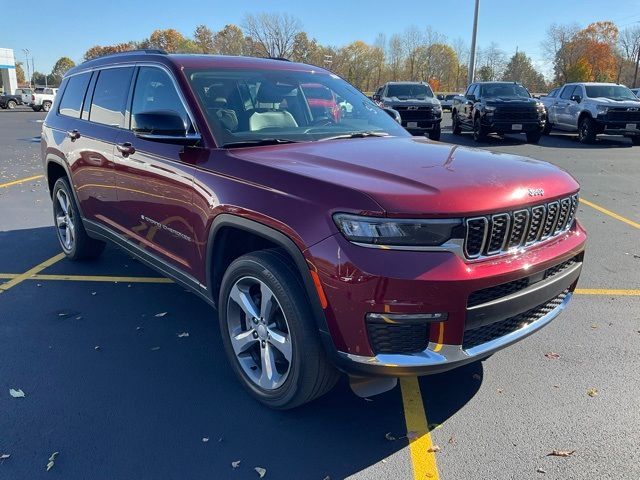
366,312,448,324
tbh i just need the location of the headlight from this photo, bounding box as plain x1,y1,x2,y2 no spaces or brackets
484,106,496,113
596,105,609,115
333,214,462,247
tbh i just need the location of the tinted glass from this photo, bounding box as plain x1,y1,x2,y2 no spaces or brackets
188,68,408,146
58,73,91,118
131,67,189,129
89,67,134,128
560,86,576,100
479,83,530,98
585,84,637,101
547,88,559,98
385,83,434,99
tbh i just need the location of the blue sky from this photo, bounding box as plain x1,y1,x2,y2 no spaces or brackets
2,0,640,76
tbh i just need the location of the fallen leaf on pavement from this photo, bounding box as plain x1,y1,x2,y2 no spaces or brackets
232,460,241,468
177,332,189,338
385,432,396,441
591,324,598,329
255,467,266,478
46,451,59,471
587,388,598,397
448,435,455,445
536,467,547,474
497,388,504,394
155,312,167,317
548,449,575,457
9,388,25,398
544,352,560,360
427,445,441,453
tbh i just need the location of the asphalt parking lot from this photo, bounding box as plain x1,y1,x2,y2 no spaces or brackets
1,110,638,480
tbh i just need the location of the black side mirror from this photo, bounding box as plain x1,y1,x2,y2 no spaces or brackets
570,94,582,103
466,94,476,102
132,110,200,145
372,94,381,101
383,107,401,124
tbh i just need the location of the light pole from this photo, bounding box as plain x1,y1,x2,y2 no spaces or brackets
468,0,480,85
22,49,31,88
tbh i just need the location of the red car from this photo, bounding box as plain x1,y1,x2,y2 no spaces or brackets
301,83,341,122
41,51,586,409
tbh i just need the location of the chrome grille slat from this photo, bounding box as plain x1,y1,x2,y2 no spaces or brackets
463,195,578,260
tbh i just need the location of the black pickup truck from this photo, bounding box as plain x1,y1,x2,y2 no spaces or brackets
0,93,23,109
373,82,442,140
451,81,546,143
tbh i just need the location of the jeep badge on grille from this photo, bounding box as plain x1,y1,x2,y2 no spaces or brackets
528,188,545,197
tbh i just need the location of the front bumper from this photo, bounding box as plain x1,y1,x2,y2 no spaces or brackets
482,119,544,133
308,220,586,377
400,118,442,131
594,118,640,136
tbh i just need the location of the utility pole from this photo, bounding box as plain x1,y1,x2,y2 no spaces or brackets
468,0,480,84
22,49,30,87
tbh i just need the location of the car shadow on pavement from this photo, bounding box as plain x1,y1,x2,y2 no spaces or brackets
440,131,634,150
0,227,481,479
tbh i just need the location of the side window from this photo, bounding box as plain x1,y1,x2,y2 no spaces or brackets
465,84,474,96
58,73,91,118
89,67,134,128
560,85,576,100
572,85,583,98
131,67,190,130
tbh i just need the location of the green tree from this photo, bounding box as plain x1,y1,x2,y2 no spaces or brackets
51,57,75,84
84,43,136,61
15,61,26,84
194,25,215,53
502,51,547,92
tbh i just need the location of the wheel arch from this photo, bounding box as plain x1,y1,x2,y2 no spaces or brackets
205,214,334,351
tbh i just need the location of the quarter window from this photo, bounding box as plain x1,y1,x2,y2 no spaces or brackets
89,67,134,128
58,73,91,118
131,67,190,130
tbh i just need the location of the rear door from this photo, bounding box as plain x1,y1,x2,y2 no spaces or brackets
70,66,135,225
112,65,200,277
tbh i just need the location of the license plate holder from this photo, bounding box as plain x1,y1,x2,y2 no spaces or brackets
512,124,522,131
407,121,418,128
626,123,637,131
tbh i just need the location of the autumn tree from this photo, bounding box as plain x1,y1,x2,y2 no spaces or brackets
50,57,75,84
147,29,187,53
243,13,302,58
15,61,26,84
574,21,618,81
213,24,246,55
291,32,325,65
84,43,136,61
194,25,215,53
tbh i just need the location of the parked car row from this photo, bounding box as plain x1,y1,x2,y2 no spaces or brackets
0,87,58,111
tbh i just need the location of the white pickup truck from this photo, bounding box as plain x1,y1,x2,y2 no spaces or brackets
30,87,58,112
540,82,640,145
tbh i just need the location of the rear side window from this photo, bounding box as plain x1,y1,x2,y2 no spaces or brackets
58,73,91,118
560,86,576,100
89,67,134,128
131,67,190,129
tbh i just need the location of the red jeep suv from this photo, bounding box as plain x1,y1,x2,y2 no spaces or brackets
41,50,586,409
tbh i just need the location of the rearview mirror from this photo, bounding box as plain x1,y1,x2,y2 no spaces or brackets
132,111,200,145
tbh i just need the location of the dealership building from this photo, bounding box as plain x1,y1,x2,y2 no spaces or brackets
0,48,18,94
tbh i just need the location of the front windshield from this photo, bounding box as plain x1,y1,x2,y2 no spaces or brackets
585,85,638,101
187,68,408,147
480,83,530,99
385,83,434,100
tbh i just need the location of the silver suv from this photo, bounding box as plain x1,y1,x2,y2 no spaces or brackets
541,82,640,144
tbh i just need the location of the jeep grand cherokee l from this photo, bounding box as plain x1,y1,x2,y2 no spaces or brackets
41,51,586,409
373,82,442,140
452,81,546,143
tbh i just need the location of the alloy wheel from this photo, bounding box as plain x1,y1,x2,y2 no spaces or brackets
226,276,292,390
54,189,75,251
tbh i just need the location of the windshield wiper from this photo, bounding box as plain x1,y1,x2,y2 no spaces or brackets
222,138,301,148
318,131,389,142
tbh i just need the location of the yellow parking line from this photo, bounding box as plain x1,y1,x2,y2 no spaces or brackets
0,253,65,292
400,377,440,480
581,198,640,230
575,288,640,296
0,174,44,189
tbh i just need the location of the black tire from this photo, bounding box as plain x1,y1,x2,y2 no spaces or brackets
526,130,542,144
542,116,552,135
7,99,17,109
32,106,42,112
578,116,596,144
472,116,487,142
428,123,441,141
631,136,640,146
42,101,52,112
52,177,105,260
219,249,339,409
451,111,462,135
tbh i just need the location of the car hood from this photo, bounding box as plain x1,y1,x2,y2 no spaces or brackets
382,97,440,107
229,137,579,217
586,97,640,107
485,97,539,106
